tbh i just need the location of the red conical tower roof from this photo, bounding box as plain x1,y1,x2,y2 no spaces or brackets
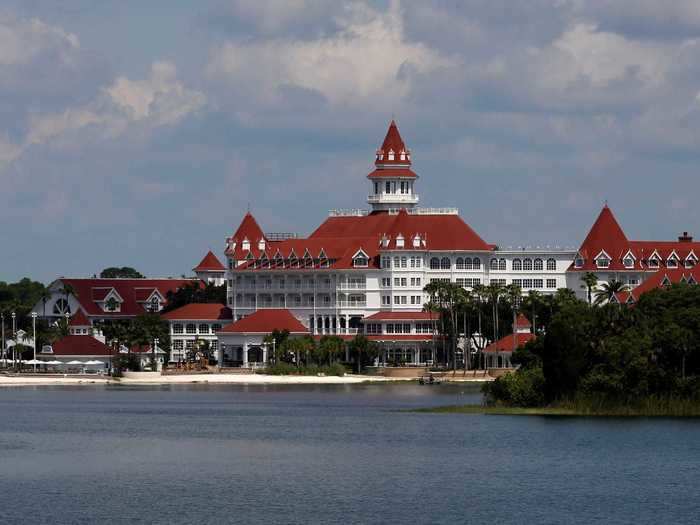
232,212,266,244
193,251,225,272
573,204,630,270
375,120,411,167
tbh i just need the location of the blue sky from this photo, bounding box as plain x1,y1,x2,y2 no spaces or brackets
4,0,700,283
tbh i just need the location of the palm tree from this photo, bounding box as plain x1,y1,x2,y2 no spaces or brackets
581,272,598,305
594,280,629,306
486,283,504,342
38,289,52,318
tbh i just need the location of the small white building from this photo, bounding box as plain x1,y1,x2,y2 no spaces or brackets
161,303,232,363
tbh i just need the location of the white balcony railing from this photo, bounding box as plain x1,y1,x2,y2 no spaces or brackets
367,193,419,204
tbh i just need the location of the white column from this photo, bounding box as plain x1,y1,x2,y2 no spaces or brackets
262,345,268,366
243,342,249,368
345,315,350,335
217,343,224,367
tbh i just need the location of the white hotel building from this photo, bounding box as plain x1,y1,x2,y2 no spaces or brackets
205,121,576,366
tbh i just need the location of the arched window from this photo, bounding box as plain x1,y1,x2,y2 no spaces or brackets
456,257,465,269
199,324,210,334
523,258,533,271
546,258,556,271
473,257,481,269
186,324,196,334
512,259,522,271
173,324,183,334
440,257,451,270
534,258,543,271
53,298,71,315
464,258,473,270
430,257,440,270
490,258,499,270
499,259,506,271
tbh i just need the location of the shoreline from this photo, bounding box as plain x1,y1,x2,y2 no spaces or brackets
0,373,491,387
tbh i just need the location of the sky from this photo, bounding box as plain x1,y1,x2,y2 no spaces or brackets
4,0,700,283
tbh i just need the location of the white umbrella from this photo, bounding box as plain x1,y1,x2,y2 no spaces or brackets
24,359,43,365
66,360,85,365
45,360,63,365
84,360,104,365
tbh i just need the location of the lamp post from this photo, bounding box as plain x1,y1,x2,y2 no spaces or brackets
153,337,159,372
31,312,38,373
11,311,16,371
1,313,5,368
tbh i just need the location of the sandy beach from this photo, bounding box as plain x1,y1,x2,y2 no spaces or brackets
0,372,490,387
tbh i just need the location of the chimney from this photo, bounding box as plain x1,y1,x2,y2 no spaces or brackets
679,232,693,242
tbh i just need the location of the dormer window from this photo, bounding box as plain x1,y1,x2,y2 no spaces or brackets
661,276,672,286
667,258,678,268
648,257,659,269
396,235,404,248
387,149,395,161
400,150,406,161
685,254,697,268
596,256,610,268
258,239,266,250
147,296,160,312
352,250,369,268
413,235,421,248
381,235,390,248
623,256,634,268
242,238,250,251
574,257,584,269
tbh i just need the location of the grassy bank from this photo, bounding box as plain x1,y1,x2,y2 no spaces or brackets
414,398,700,417
259,362,348,377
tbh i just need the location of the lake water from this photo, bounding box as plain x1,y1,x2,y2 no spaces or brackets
0,384,699,524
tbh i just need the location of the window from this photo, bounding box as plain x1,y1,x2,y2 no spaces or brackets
473,257,481,269
523,279,533,289
667,258,678,268
199,324,209,334
490,258,499,270
456,257,464,269
394,296,400,304
410,277,421,287
52,299,71,315
440,257,451,270
430,257,440,270
546,279,557,288
186,324,196,334
499,259,506,271
685,258,696,268
365,323,381,334
385,181,391,193
401,278,407,286
533,279,543,289
623,256,634,268
464,257,473,270
401,257,407,268
353,255,368,267
511,279,522,287
534,259,543,271
416,258,422,268
212,324,222,333
386,323,394,334
491,278,506,287
574,257,584,268
173,324,183,334
648,257,659,269
396,235,405,248
627,278,639,286
382,295,391,306
382,257,391,269
382,278,391,287
512,259,522,271
374,182,379,195
401,296,407,304
546,258,556,271
523,258,533,271
596,257,610,268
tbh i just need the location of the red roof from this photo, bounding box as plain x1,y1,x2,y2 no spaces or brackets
68,310,91,327
161,303,232,321
220,309,309,334
193,251,226,272
312,334,436,342
367,168,418,179
483,333,535,353
49,335,113,357
615,267,700,304
363,311,438,321
571,205,700,272
375,120,411,167
54,278,197,317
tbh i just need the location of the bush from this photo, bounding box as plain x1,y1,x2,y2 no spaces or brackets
483,367,546,407
261,363,347,376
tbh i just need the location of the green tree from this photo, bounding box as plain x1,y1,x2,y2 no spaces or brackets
581,272,598,305
348,334,380,373
318,335,345,365
99,267,145,278
594,280,629,306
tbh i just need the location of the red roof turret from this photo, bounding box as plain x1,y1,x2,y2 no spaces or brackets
571,205,630,271
374,120,412,168
193,251,225,272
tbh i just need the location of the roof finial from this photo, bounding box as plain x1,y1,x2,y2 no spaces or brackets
604,199,608,207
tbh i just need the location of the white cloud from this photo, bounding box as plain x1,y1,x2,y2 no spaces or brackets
0,15,79,66
206,0,452,107
25,61,206,147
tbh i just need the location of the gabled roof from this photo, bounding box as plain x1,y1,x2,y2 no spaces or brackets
193,251,226,272
219,309,308,334
50,335,112,357
616,267,700,303
570,205,630,271
515,313,531,329
161,303,232,321
50,278,197,317
68,310,91,327
225,212,267,259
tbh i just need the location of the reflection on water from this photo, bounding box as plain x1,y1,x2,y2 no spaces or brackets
0,384,698,524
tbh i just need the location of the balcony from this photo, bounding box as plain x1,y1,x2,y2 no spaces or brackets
337,300,367,308
338,282,366,290
367,193,419,204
